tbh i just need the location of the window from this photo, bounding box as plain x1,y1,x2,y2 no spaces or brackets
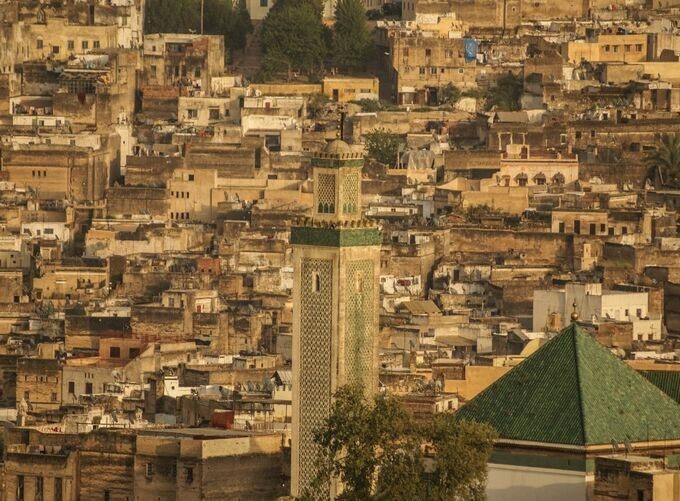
575,131,582,139
184,467,194,484
312,272,321,293
52,46,59,54
604,45,610,52
85,382,93,394
145,463,154,478
444,49,453,58
68,381,75,393
590,130,596,138
637,308,642,318
636,44,643,51
82,41,89,50
430,67,437,74
403,48,409,57
150,65,157,77
67,40,74,50
51,392,57,402
93,40,100,49
54,478,62,501
188,174,194,181
187,109,198,119
109,346,121,358
613,45,619,53
170,464,177,478
625,309,630,317
260,0,268,6
104,491,110,501
37,39,43,49
17,475,24,501
600,224,606,232
23,391,29,400
419,67,425,75
129,348,140,358
209,108,220,120
44,228,53,235
625,44,631,52
35,476,43,501
425,49,432,57
622,226,628,235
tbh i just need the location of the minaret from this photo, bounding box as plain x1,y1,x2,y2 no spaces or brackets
290,139,382,497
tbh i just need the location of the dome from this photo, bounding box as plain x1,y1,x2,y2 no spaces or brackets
324,139,352,155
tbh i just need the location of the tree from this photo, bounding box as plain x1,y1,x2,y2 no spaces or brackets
305,384,497,501
364,129,404,166
439,83,461,105
645,132,680,187
260,0,326,79
144,0,252,54
333,0,372,71
485,72,523,111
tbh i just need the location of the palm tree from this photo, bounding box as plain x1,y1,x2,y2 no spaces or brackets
645,132,680,187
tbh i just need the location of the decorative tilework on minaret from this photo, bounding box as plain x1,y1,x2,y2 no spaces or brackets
290,140,382,498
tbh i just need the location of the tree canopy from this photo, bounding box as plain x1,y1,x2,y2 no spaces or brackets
304,384,497,501
144,0,252,53
364,129,404,166
484,72,523,112
259,0,326,79
333,0,372,71
645,132,680,187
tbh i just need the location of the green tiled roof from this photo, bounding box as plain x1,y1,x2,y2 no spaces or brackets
640,370,680,405
457,324,680,446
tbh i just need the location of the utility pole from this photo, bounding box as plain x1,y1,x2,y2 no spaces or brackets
201,0,204,34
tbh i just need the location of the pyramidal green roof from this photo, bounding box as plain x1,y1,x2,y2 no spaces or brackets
457,324,680,446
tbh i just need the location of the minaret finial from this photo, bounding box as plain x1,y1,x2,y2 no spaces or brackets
571,301,579,323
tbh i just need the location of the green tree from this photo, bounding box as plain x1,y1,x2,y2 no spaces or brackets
305,384,497,501
645,132,680,187
260,0,326,79
485,72,523,111
439,83,461,105
364,129,404,165
333,0,372,71
144,0,252,53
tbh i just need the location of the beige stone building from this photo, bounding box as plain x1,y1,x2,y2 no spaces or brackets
376,17,476,104
290,140,382,496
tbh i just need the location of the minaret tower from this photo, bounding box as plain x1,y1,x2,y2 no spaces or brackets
290,139,382,497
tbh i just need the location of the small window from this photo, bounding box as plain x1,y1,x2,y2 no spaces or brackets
425,49,432,57
209,108,220,120
187,109,198,119
419,67,425,75
52,46,60,54
129,347,140,358
312,272,321,293
430,67,437,74
185,466,194,484
150,65,157,77
260,0,268,6
36,476,43,501
145,463,154,478
636,44,643,51
104,491,110,501
110,346,121,358
194,67,201,77
68,381,75,393
37,39,43,49
93,40,100,49
51,392,57,402
85,382,93,394
67,40,74,50
637,308,642,318
82,41,89,50
188,174,194,181
24,391,29,400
